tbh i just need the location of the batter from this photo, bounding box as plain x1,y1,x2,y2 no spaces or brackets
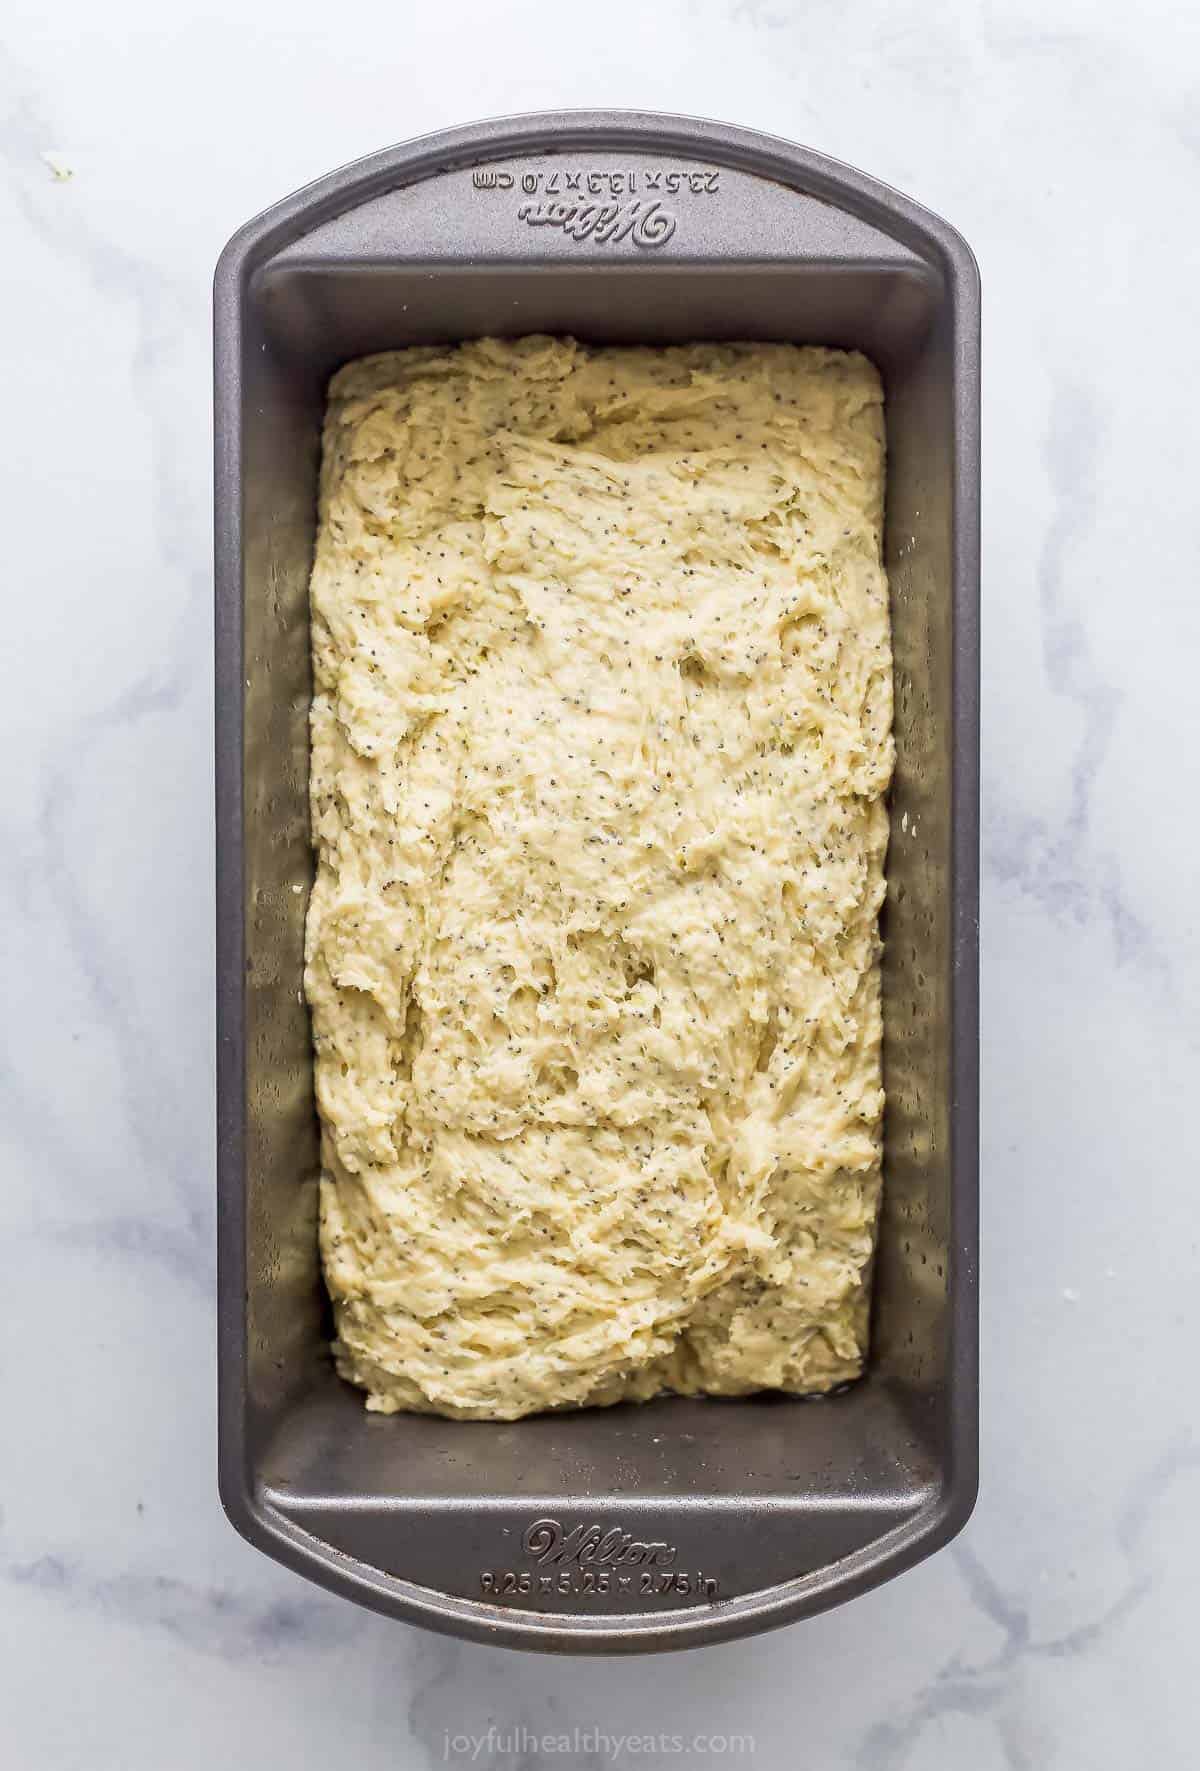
305,337,893,1420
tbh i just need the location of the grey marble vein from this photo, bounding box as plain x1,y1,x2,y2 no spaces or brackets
6,1547,367,1662
984,382,1157,970
1,45,213,1285
857,1438,1200,1769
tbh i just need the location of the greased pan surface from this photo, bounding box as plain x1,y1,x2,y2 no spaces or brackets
214,110,980,1652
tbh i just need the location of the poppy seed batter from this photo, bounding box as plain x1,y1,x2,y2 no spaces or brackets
305,336,893,1420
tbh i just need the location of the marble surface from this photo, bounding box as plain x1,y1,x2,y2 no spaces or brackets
3,0,1198,1764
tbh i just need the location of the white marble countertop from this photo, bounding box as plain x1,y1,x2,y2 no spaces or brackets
4,1,1198,1765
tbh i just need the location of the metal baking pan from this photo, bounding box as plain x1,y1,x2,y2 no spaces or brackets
214,109,980,1652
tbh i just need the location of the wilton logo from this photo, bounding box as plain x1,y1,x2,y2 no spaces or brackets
515,198,675,249
469,163,722,250
523,1517,677,1568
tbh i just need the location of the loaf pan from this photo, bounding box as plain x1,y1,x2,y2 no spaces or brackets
214,109,980,1652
